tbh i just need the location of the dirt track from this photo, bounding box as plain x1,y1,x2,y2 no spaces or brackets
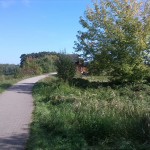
0,74,53,150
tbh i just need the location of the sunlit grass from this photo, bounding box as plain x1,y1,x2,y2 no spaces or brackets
0,75,19,93
27,76,150,150
83,75,110,82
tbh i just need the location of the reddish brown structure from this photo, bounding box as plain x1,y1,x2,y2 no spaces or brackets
68,54,89,75
75,60,88,75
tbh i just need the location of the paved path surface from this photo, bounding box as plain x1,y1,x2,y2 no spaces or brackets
0,74,54,150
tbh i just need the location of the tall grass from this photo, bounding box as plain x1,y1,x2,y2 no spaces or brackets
27,77,150,150
0,75,19,93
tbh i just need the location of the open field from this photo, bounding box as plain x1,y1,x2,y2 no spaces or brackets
27,76,150,150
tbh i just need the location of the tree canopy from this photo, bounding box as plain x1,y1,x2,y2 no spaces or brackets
55,54,76,82
20,51,58,75
75,0,150,82
0,64,19,76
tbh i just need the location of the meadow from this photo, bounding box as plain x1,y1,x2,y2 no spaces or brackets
27,76,150,150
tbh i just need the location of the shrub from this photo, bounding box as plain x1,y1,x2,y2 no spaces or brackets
55,54,76,82
69,78,89,88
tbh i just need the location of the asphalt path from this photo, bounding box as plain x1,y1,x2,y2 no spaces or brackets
0,73,55,150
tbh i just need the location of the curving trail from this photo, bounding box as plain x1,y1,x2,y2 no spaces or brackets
0,73,55,150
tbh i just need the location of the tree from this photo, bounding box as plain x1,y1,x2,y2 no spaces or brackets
55,54,76,82
20,51,58,68
37,55,58,73
20,52,59,75
22,57,42,75
75,0,150,82
0,64,19,76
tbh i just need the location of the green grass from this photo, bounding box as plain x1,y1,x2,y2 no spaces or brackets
0,75,20,93
27,76,150,150
83,75,110,82
0,74,40,93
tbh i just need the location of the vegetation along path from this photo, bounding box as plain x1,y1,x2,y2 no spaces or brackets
0,73,55,150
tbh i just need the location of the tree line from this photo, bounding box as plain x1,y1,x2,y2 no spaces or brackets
0,64,19,76
0,51,59,78
18,51,59,77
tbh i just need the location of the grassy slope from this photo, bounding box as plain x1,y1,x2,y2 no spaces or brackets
0,76,19,93
27,76,150,150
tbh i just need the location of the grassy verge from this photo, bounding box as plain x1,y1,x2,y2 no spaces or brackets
0,75,20,93
27,76,150,150
0,74,37,93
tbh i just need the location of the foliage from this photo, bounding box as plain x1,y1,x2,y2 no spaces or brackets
36,55,58,73
21,57,42,75
55,54,76,81
20,51,58,75
20,51,58,67
75,0,150,82
27,76,150,150
0,75,19,93
0,64,19,76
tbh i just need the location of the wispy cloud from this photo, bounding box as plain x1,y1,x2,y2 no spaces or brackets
22,0,30,6
0,0,16,8
0,0,31,8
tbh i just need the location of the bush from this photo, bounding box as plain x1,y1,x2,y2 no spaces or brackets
55,54,76,82
69,78,90,88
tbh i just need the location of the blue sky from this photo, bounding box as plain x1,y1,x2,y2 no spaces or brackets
0,0,92,64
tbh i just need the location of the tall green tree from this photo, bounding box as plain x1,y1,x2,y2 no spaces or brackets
55,54,76,82
75,0,150,82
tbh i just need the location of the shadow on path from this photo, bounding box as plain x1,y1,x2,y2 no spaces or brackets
8,83,34,94
0,133,28,150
